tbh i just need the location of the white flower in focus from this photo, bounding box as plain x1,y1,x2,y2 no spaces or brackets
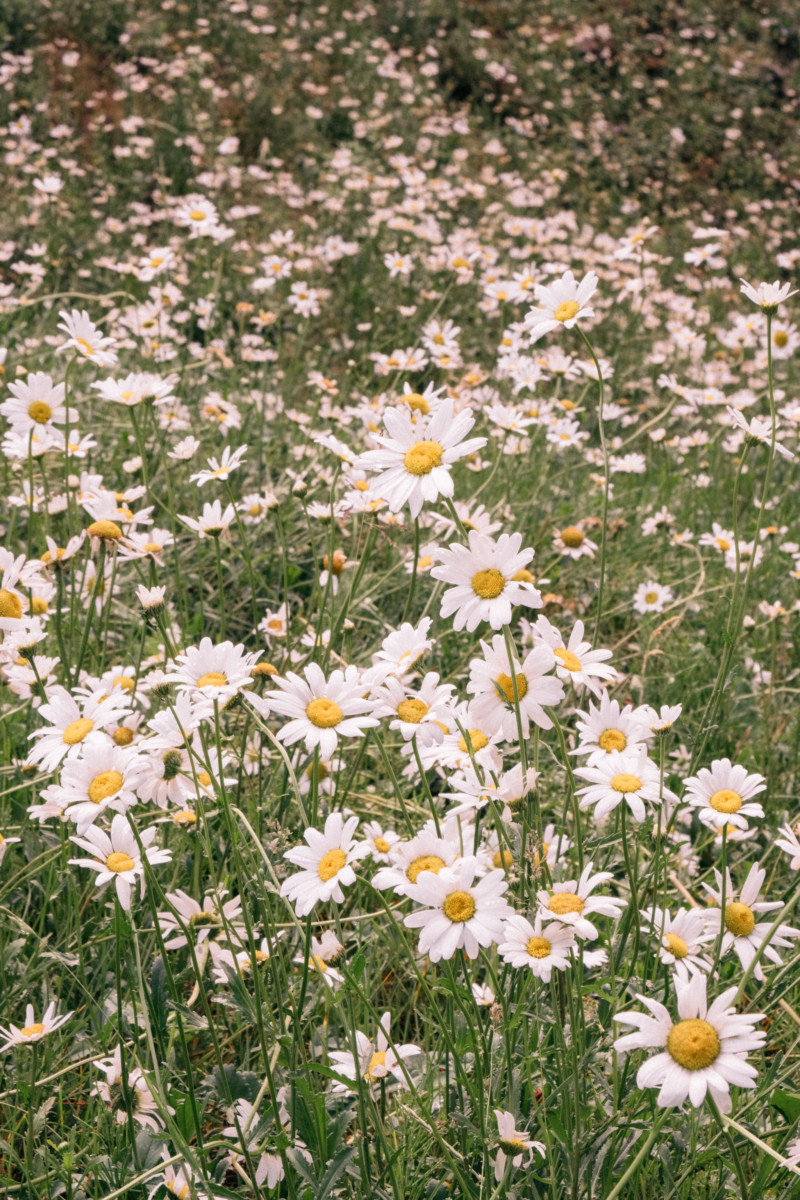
683,758,766,831
431,531,541,632
739,278,798,313
281,812,364,917
268,663,379,759
492,1109,546,1182
57,309,118,366
499,913,576,982
0,1001,73,1051
69,813,171,910
404,856,513,961
328,1010,421,1093
701,861,799,981
537,860,624,941
575,749,675,823
524,270,599,343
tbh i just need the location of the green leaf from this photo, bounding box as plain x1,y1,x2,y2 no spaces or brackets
772,1089,800,1123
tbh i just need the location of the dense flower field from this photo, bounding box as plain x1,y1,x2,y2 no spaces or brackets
3,2,800,1198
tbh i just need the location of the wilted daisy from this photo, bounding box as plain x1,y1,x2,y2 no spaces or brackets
613,972,765,1113
328,1011,421,1093
644,907,713,981
404,856,513,961
702,861,798,980
575,749,675,823
466,636,564,738
0,1001,73,1051
524,269,599,343
537,861,625,940
431,531,541,632
281,811,364,917
499,913,576,981
357,402,486,519
683,758,766,831
69,813,171,910
492,1110,546,1182
268,663,379,759
93,1045,169,1130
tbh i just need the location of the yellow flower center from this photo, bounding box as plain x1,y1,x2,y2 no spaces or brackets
496,672,528,704
512,568,534,583
774,330,789,348
196,671,228,688
364,1050,387,1080
418,554,433,570
493,848,513,869
598,729,627,752
472,568,506,599
189,209,207,221
318,848,347,882
404,392,429,414
560,526,584,548
644,591,659,604
143,542,163,554
554,647,581,672
554,300,580,323
406,854,446,884
611,773,643,794
548,891,584,916
709,789,742,814
725,902,755,937
458,728,489,753
112,675,135,693
714,537,731,551
62,717,94,745
0,589,23,620
525,936,551,958
667,1019,720,1070
443,890,476,922
76,338,95,355
88,520,122,540
174,810,197,825
374,837,391,854
664,933,689,959
452,256,470,269
32,596,48,614
197,771,211,787
106,851,135,873
403,440,443,475
306,698,343,728
150,256,164,267
20,1022,46,1038
88,770,124,804
28,400,52,424
397,698,429,723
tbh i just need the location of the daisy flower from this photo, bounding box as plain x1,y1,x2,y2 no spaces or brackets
0,1001,73,1051
702,861,799,981
404,856,513,961
524,269,599,343
573,693,651,762
93,1045,169,1130
537,861,625,941
91,372,176,408
633,581,674,614
360,820,401,863
739,278,798,313
726,406,793,458
189,443,248,486
356,402,486,519
552,524,598,560
372,671,454,746
575,749,675,823
431,530,541,632
178,499,237,538
280,811,364,917
328,1011,421,1093
40,743,147,835
370,616,434,678
498,913,576,981
293,935,345,991
776,822,800,869
0,372,73,435
613,972,765,1113
57,309,118,366
492,1110,546,1182
27,686,131,772
466,636,564,739
69,813,171,910
683,758,766,831
372,829,460,897
157,888,246,955
532,616,616,697
167,637,259,703
268,663,379,760
644,906,713,982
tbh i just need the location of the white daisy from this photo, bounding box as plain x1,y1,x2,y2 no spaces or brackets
532,616,616,697
57,309,118,366
27,686,131,772
536,860,625,941
524,269,599,343
404,856,513,961
776,822,800,870
328,1011,421,1093
280,811,365,917
167,637,259,703
498,913,576,981
69,814,171,910
701,861,799,981
575,749,675,823
0,1001,73,1051
466,635,564,739
739,278,798,313
371,830,460,897
683,758,766,831
573,693,651,763
492,1110,546,1182
431,530,541,632
643,906,714,982
268,663,379,760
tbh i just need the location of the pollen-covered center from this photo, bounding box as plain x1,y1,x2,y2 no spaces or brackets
492,848,513,869
554,646,581,672
317,848,347,882
62,717,94,745
374,837,391,854
709,789,742,814
644,591,659,604
189,209,207,221
196,671,228,689
28,400,53,424
443,890,476,923
472,568,506,599
598,728,627,752
403,392,429,414
306,698,343,728
548,891,584,916
774,330,789,348
364,1050,387,1079
554,300,580,323
525,936,551,958
458,728,489,753
397,698,429,723
106,851,135,873
664,933,689,959
610,773,643,794
667,1018,720,1071
406,854,446,884
561,526,584,548
496,673,528,704
88,770,124,804
403,439,443,475
725,901,755,937
0,589,23,619
20,1022,46,1038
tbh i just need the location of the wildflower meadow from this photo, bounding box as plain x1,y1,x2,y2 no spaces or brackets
4,2,800,1197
